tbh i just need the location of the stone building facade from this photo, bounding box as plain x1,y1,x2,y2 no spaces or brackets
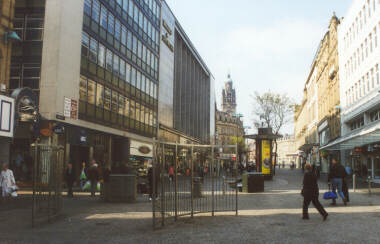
216,74,244,147
294,15,341,172
0,0,16,89
276,134,296,167
316,15,341,173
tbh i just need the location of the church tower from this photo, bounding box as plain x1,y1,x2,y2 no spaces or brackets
222,73,236,115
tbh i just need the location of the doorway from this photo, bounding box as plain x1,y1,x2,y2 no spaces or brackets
70,145,90,178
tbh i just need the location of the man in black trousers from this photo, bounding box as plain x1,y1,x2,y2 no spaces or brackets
65,163,75,197
302,163,328,220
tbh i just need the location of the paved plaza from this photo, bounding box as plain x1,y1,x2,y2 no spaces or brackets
1,169,380,244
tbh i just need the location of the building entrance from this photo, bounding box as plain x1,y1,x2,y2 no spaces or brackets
70,145,90,177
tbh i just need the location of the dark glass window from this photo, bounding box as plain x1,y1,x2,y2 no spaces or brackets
84,0,92,16
81,32,89,57
115,20,121,40
121,26,127,45
92,0,100,22
108,13,114,34
106,49,113,71
100,5,107,29
89,38,98,63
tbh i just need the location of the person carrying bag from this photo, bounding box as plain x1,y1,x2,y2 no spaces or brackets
301,163,328,221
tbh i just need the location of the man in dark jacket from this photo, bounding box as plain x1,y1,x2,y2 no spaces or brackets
87,160,99,197
65,163,75,197
302,163,328,220
328,159,347,205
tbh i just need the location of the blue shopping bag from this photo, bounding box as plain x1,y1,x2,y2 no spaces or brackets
323,185,337,200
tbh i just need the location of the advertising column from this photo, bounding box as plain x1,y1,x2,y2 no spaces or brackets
262,140,271,176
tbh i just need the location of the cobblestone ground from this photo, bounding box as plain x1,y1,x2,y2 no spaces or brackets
1,169,380,244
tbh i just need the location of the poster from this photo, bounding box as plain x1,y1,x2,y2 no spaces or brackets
261,140,271,175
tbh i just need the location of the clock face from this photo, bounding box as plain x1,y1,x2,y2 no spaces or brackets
18,96,38,122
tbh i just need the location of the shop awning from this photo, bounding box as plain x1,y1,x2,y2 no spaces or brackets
298,143,318,152
320,122,380,151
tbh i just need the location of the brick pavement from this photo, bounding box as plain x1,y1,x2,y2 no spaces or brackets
1,169,380,244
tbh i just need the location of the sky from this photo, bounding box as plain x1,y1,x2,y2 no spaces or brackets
165,0,352,135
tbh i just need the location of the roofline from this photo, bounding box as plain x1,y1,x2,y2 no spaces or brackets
161,0,214,79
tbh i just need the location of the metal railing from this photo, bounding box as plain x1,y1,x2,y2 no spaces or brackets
152,141,239,228
31,144,64,227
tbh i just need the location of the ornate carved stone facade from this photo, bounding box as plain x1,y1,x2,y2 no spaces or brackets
294,15,341,171
216,74,243,146
222,73,236,114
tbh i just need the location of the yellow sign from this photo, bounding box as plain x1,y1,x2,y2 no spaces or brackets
261,140,271,175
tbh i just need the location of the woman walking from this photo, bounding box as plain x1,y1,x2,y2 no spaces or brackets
302,163,328,221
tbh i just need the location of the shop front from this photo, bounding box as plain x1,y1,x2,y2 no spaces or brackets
0,94,15,168
320,123,380,182
129,139,153,194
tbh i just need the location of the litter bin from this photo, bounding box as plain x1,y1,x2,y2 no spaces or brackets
106,174,137,202
193,177,202,198
242,172,264,193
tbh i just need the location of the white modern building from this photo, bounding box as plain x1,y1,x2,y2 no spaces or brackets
323,0,380,181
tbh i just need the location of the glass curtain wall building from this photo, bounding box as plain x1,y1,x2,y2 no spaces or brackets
80,0,160,137
8,0,161,183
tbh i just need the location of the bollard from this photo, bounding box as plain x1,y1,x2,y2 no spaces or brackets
353,174,356,192
368,176,372,195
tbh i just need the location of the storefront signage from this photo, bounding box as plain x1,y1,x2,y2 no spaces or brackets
138,145,151,154
40,121,53,137
163,20,173,35
56,114,65,120
0,95,15,138
64,97,78,119
261,140,271,175
11,88,38,123
162,33,174,52
130,140,153,158
53,124,65,134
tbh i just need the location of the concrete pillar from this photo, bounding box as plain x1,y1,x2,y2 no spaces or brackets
89,146,94,163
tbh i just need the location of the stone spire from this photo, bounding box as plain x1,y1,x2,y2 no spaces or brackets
222,73,236,115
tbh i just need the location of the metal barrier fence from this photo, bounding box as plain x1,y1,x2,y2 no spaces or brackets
31,144,64,227
152,142,238,228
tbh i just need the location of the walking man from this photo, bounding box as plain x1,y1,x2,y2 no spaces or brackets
87,160,99,197
65,163,75,197
328,158,348,206
302,163,328,221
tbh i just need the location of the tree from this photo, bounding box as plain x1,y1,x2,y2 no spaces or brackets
251,91,294,174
